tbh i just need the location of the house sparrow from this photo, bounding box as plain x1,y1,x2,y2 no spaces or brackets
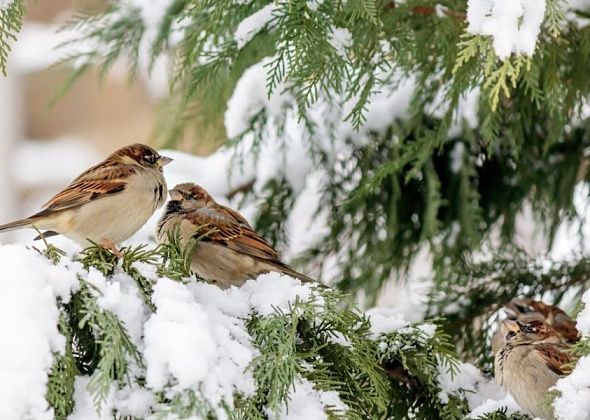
491,298,578,355
0,143,172,251
495,320,572,419
156,183,315,288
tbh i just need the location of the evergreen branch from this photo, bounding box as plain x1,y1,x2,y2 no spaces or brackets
76,278,143,410
46,314,78,420
0,0,24,75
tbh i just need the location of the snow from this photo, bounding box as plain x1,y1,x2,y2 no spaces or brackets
437,361,518,416
144,273,318,415
329,27,352,57
365,307,409,337
69,376,114,420
234,4,277,49
224,58,292,139
307,0,325,11
466,0,547,59
144,278,219,390
270,378,347,419
552,289,590,420
553,356,590,420
0,0,13,11
0,245,79,420
468,394,521,418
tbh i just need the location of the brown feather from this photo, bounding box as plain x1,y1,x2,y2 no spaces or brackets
532,342,572,375
41,165,135,212
186,208,280,261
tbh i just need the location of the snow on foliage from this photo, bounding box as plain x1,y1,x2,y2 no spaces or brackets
234,3,277,49
466,0,547,59
0,0,14,12
0,245,78,419
552,289,590,420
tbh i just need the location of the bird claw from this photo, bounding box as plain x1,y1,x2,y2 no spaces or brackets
99,239,124,258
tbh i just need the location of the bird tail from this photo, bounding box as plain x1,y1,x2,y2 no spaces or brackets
0,218,34,234
279,264,317,284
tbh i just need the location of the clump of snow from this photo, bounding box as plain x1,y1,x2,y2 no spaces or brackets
553,356,590,420
234,4,277,49
270,378,347,419
143,273,319,415
0,0,13,11
307,0,325,11
144,278,220,390
438,361,516,414
552,289,590,420
466,0,547,59
224,58,292,139
365,307,409,337
329,27,352,57
468,394,521,418
69,376,114,420
0,245,79,420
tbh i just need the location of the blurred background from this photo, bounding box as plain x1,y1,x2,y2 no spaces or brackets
0,0,220,243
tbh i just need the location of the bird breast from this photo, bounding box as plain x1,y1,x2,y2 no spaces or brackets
495,345,559,419
68,168,167,245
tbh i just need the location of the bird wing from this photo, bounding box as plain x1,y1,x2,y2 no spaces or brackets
186,207,279,261
532,342,572,375
40,163,136,213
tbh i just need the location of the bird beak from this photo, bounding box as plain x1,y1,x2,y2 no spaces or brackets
502,319,520,333
169,189,183,201
158,156,173,167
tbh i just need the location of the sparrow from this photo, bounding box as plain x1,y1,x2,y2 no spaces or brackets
491,298,579,355
0,143,172,251
156,183,315,288
495,319,572,419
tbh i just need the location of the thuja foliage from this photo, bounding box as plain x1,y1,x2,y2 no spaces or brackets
48,0,590,311
36,241,474,419
4,0,590,415
0,0,24,75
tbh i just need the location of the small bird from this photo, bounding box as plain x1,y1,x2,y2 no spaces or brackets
491,298,579,355
156,183,315,288
495,319,572,419
0,143,172,252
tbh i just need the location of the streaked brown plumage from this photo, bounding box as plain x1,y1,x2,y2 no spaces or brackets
491,298,579,356
0,143,172,246
156,183,315,288
495,320,572,419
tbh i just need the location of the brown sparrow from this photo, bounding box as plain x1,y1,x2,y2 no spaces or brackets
491,298,579,355
0,143,172,250
495,320,572,419
156,183,315,288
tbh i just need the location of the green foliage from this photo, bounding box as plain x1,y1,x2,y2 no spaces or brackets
34,242,474,419
53,0,590,304
46,315,78,420
430,251,590,367
0,0,24,75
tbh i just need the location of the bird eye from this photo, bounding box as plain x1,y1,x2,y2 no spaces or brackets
144,153,157,164
524,325,535,333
